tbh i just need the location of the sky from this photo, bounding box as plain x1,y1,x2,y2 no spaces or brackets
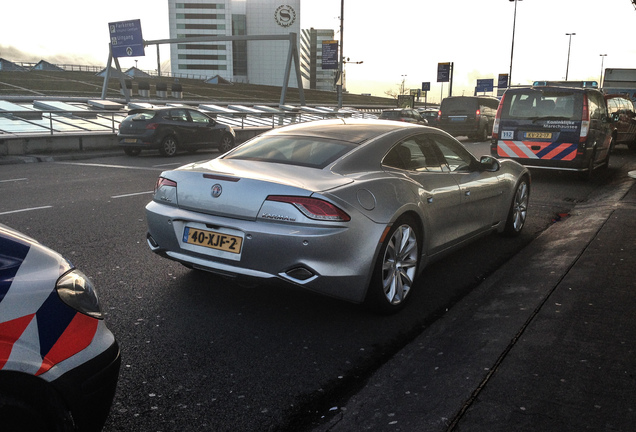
2,0,636,102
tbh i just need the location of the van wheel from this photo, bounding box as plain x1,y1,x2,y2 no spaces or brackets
580,150,596,180
479,125,488,141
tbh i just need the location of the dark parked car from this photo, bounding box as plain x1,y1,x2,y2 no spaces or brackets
0,224,120,431
417,108,440,126
379,108,428,125
118,106,236,157
438,96,500,141
605,94,636,150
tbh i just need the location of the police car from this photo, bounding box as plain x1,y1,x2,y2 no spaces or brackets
0,224,120,431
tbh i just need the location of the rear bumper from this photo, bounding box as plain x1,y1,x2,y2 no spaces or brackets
145,200,384,303
52,341,121,432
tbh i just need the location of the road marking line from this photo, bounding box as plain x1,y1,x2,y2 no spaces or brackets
0,206,53,215
0,178,28,183
56,162,162,171
111,191,154,199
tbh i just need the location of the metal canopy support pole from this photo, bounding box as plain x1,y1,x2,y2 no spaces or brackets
156,44,162,77
280,33,305,106
114,56,131,103
101,47,113,100
145,33,303,106
101,43,130,102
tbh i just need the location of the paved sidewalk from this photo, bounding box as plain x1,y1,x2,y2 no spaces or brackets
315,174,636,431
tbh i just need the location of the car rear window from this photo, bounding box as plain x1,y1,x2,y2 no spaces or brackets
441,98,478,112
502,90,581,120
125,111,155,121
224,135,356,168
380,111,402,119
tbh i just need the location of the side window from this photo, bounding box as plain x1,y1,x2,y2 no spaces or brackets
168,109,188,122
382,135,444,172
429,134,474,172
189,110,211,124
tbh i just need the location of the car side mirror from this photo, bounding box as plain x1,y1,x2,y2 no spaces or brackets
479,155,500,172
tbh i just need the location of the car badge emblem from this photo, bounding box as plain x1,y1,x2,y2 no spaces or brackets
211,184,223,198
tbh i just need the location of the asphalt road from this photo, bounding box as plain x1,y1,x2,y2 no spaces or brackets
1,142,633,431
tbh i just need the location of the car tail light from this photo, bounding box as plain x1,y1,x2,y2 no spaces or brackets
475,108,481,123
580,94,590,143
146,123,159,130
155,177,177,192
266,196,350,222
492,94,506,140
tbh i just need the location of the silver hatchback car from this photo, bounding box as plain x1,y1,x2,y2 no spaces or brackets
145,119,530,313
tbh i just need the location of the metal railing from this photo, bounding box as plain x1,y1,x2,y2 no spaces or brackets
0,107,383,137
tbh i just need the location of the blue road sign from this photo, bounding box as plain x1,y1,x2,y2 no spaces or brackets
422,82,431,91
109,19,144,58
476,78,494,92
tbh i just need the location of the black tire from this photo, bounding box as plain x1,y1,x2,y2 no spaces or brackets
365,215,421,314
0,388,74,432
502,177,530,237
218,133,235,153
479,125,488,141
628,141,636,151
159,135,178,157
124,148,141,156
580,150,596,180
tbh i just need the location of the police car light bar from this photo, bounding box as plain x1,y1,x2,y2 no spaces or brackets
533,81,599,88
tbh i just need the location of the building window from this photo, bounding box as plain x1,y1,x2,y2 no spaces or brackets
176,3,225,9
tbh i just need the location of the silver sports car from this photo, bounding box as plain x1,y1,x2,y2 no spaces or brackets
146,119,530,313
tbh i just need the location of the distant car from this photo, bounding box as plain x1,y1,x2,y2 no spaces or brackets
0,224,120,431
438,96,500,141
145,119,530,313
379,108,428,125
418,108,440,126
118,106,236,157
605,94,636,150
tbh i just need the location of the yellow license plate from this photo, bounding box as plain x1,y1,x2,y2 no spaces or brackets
525,132,552,139
183,227,243,254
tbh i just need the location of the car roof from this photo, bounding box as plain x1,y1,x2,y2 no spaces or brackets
265,118,423,144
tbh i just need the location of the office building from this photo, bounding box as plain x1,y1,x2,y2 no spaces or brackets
168,0,335,91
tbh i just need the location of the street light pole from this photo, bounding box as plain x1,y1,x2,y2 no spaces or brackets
508,0,522,88
599,54,607,87
337,0,344,109
401,74,407,95
565,33,576,80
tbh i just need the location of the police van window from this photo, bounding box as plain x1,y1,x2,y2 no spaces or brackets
587,92,604,120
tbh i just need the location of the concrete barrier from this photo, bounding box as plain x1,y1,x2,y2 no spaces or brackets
0,128,270,157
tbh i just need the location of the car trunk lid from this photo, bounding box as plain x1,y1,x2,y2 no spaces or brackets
164,159,353,220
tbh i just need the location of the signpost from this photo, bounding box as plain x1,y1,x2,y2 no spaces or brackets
321,40,338,70
476,78,494,94
109,19,145,58
437,62,453,99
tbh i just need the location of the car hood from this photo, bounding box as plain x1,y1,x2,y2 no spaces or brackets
0,224,70,303
161,158,354,220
